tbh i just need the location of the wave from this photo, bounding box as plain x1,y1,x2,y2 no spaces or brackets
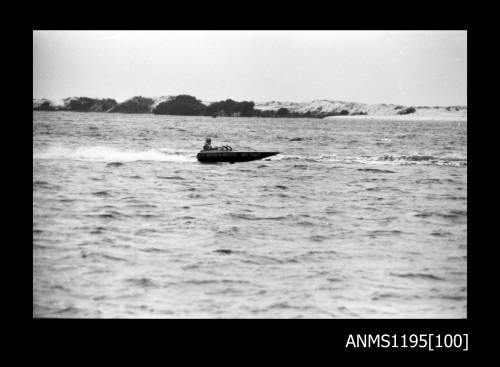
125,277,158,288
33,180,49,186
86,210,130,219
54,306,80,315
390,272,445,281
157,175,185,180
368,230,403,236
357,168,395,173
33,180,60,189
415,210,467,220
309,235,330,242
395,133,418,139
214,249,234,255
373,153,467,166
230,213,287,221
181,279,251,285
269,152,466,167
92,190,111,197
33,145,196,163
107,162,125,167
267,154,303,161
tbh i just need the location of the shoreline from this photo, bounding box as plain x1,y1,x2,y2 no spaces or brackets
33,96,467,120
324,114,467,122
33,109,467,122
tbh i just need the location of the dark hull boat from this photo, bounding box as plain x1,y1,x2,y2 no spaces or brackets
197,150,279,163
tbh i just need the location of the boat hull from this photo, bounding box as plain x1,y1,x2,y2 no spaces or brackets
197,151,279,163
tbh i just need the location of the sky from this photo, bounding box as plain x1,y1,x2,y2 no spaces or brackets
33,31,467,106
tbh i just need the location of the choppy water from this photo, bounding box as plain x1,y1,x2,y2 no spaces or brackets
33,111,467,318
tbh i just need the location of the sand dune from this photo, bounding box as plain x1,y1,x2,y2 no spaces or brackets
255,100,467,121
33,96,467,121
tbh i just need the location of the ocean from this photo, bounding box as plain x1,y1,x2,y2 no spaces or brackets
33,111,467,318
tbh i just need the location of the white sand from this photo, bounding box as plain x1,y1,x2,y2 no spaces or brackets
324,110,467,122
255,99,467,121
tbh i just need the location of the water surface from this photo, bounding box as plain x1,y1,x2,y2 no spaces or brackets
33,112,467,318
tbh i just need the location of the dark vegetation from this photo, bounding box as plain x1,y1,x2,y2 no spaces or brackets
275,107,290,117
109,96,153,113
203,99,255,117
33,97,117,112
89,98,117,112
153,95,206,116
397,106,417,115
63,97,98,111
325,109,350,117
33,100,56,111
152,96,350,118
63,97,117,112
446,106,464,111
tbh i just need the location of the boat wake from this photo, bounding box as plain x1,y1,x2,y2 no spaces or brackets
34,145,466,167
268,152,466,166
33,145,196,163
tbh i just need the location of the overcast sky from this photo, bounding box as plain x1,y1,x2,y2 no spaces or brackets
33,30,467,106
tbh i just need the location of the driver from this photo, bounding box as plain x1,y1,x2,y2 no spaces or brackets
202,138,232,151
203,138,214,151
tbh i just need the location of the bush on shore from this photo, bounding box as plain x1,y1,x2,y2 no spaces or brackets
323,109,350,117
152,95,206,115
109,96,153,113
397,106,416,115
88,98,118,112
48,97,118,112
33,100,56,111
204,99,255,117
62,97,99,112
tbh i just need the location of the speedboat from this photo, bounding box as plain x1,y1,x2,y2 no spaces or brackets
197,146,279,163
